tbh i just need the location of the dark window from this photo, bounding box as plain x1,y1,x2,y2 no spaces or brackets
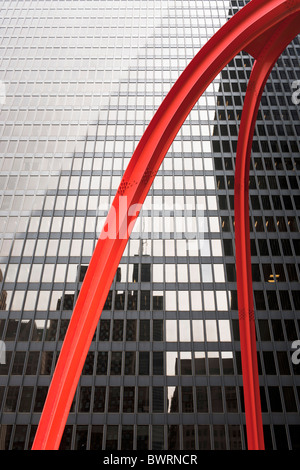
82,352,94,375
210,386,223,413
152,425,164,450
213,425,226,450
93,387,106,413
279,291,292,310
271,320,284,341
34,386,48,412
108,387,120,413
127,291,137,310
254,291,266,310
258,240,269,256
168,425,179,450
78,387,91,413
140,290,150,310
12,425,27,450
90,426,103,450
182,425,195,450
274,426,289,450
138,387,149,413
228,425,242,450
285,320,297,341
125,319,136,341
19,386,33,412
225,386,238,412
139,319,150,341
124,351,135,375
286,264,298,282
106,426,118,450
12,352,26,375
276,352,290,375
96,352,108,375
283,387,297,412
123,387,135,413
139,352,149,375
153,387,164,413
267,291,279,310
270,239,281,256
263,351,276,374
198,425,211,450
112,320,123,341
99,320,110,341
153,319,163,341
137,426,148,450
110,352,122,375
223,240,233,256
121,426,133,450
268,387,282,412
196,386,208,412
153,352,164,375
259,320,271,341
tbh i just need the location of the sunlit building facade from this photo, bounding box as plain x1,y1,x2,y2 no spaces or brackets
0,0,299,450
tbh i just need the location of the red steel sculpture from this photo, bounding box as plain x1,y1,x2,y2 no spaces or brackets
32,0,300,450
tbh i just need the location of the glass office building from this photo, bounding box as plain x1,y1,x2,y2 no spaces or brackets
0,0,299,450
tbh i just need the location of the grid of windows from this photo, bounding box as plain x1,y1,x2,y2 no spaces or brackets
0,0,299,450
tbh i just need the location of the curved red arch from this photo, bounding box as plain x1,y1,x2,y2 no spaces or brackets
32,0,300,450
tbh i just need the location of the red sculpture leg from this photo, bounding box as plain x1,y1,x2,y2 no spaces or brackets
235,12,300,450
32,0,300,450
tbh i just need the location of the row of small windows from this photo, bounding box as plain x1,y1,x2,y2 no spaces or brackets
217,193,300,215
216,174,300,193
216,174,300,192
226,262,300,284
0,349,236,378
222,67,300,82
2,383,300,416
213,121,300,139
2,422,300,450
1,288,229,313
0,236,224,259
2,174,300,201
2,286,299,314
2,348,299,378
2,262,227,285
1,234,300,263
250,237,300,258
1,286,299,316
0,318,232,343
212,138,299,154
0,423,242,451
0,152,299,175
0,315,298,346
0,134,299,163
5,257,300,286
214,156,300,173
4,232,299,263
220,214,299,233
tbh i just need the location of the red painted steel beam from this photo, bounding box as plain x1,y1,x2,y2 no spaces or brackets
32,0,300,450
235,12,300,450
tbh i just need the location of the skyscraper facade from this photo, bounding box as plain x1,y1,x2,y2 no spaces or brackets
0,0,299,450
